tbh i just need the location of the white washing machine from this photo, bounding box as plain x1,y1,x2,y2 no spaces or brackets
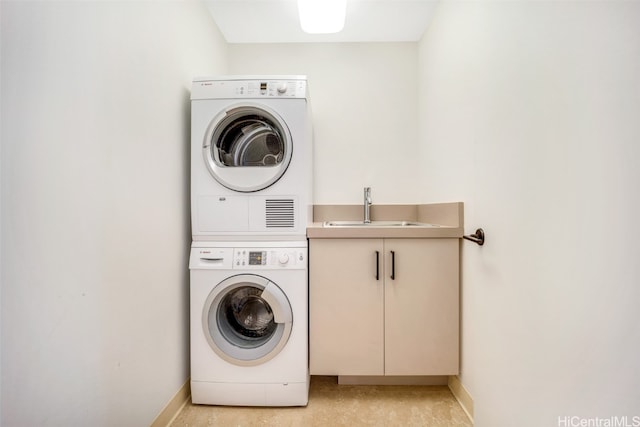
189,241,309,406
191,76,313,241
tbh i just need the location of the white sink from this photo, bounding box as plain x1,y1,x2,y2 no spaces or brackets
323,220,442,228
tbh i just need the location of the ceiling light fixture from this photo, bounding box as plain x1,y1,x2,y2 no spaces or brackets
297,0,347,34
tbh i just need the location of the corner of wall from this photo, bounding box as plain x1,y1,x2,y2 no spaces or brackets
150,380,191,427
448,375,474,424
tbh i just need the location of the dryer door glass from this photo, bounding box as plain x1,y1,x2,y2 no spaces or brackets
203,275,293,366
203,105,293,192
217,118,284,167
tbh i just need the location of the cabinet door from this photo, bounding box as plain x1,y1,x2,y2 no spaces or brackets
384,238,459,375
309,239,384,375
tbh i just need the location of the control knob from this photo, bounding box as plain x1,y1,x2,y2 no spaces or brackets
277,83,288,94
278,253,290,265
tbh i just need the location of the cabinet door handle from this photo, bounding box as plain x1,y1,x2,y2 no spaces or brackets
390,250,396,280
375,251,380,280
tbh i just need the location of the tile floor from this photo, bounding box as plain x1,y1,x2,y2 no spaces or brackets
171,376,472,426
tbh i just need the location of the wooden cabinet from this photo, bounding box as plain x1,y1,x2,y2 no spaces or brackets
309,239,384,375
309,238,459,376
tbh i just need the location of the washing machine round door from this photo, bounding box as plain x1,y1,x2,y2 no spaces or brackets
203,274,293,366
203,104,293,192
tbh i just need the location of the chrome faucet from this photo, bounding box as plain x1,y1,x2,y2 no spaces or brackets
363,187,372,224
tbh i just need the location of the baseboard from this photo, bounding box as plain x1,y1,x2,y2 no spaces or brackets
337,376,449,385
447,375,474,423
150,379,191,427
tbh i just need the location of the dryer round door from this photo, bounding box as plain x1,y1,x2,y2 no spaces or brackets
202,274,293,366
203,103,293,192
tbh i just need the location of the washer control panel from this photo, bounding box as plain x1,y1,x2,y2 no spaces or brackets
233,248,306,269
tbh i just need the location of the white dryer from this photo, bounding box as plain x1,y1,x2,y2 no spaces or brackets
191,76,313,241
189,241,309,406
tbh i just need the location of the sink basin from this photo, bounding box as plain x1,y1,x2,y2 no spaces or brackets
323,220,441,228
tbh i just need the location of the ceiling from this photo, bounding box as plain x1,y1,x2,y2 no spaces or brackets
205,0,440,43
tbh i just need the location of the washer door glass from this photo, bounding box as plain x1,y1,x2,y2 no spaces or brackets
203,104,293,192
203,274,293,366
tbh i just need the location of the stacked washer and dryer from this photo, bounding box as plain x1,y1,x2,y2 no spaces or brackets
189,76,313,406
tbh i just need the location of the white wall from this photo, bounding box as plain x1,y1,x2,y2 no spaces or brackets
0,3,3,422
0,1,227,425
228,43,419,204
419,1,640,425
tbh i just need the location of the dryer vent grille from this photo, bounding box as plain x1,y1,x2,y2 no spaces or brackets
265,199,295,228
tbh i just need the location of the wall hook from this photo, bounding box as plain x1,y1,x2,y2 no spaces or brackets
463,228,485,246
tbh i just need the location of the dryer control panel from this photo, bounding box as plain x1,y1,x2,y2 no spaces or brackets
233,248,306,270
192,77,308,100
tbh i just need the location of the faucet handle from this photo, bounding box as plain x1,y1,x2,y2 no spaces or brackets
363,187,372,223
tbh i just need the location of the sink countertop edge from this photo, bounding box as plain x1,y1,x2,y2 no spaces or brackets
306,222,464,239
